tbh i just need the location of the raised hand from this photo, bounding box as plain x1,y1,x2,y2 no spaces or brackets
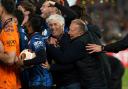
47,37,58,47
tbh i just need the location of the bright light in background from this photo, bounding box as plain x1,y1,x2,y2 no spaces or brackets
67,0,77,6
100,0,104,3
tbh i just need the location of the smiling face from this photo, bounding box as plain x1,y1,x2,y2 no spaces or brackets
40,1,50,19
48,20,64,38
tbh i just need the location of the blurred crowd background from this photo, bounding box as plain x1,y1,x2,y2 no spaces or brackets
77,0,128,44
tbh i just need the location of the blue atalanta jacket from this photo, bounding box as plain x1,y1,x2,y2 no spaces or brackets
22,32,53,87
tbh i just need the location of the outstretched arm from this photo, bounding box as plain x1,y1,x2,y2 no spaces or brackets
86,34,128,53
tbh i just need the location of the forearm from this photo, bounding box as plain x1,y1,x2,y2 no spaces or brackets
23,57,46,66
104,41,128,53
103,34,128,52
23,50,47,66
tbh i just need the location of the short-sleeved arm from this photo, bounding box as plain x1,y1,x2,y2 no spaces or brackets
0,22,20,54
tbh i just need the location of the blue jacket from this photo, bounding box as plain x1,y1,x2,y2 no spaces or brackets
19,26,28,51
22,32,53,87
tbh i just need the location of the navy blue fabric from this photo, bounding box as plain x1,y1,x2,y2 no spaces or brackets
24,65,53,87
19,26,28,51
21,32,53,88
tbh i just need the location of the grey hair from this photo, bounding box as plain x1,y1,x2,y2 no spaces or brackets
46,14,65,26
71,19,88,32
